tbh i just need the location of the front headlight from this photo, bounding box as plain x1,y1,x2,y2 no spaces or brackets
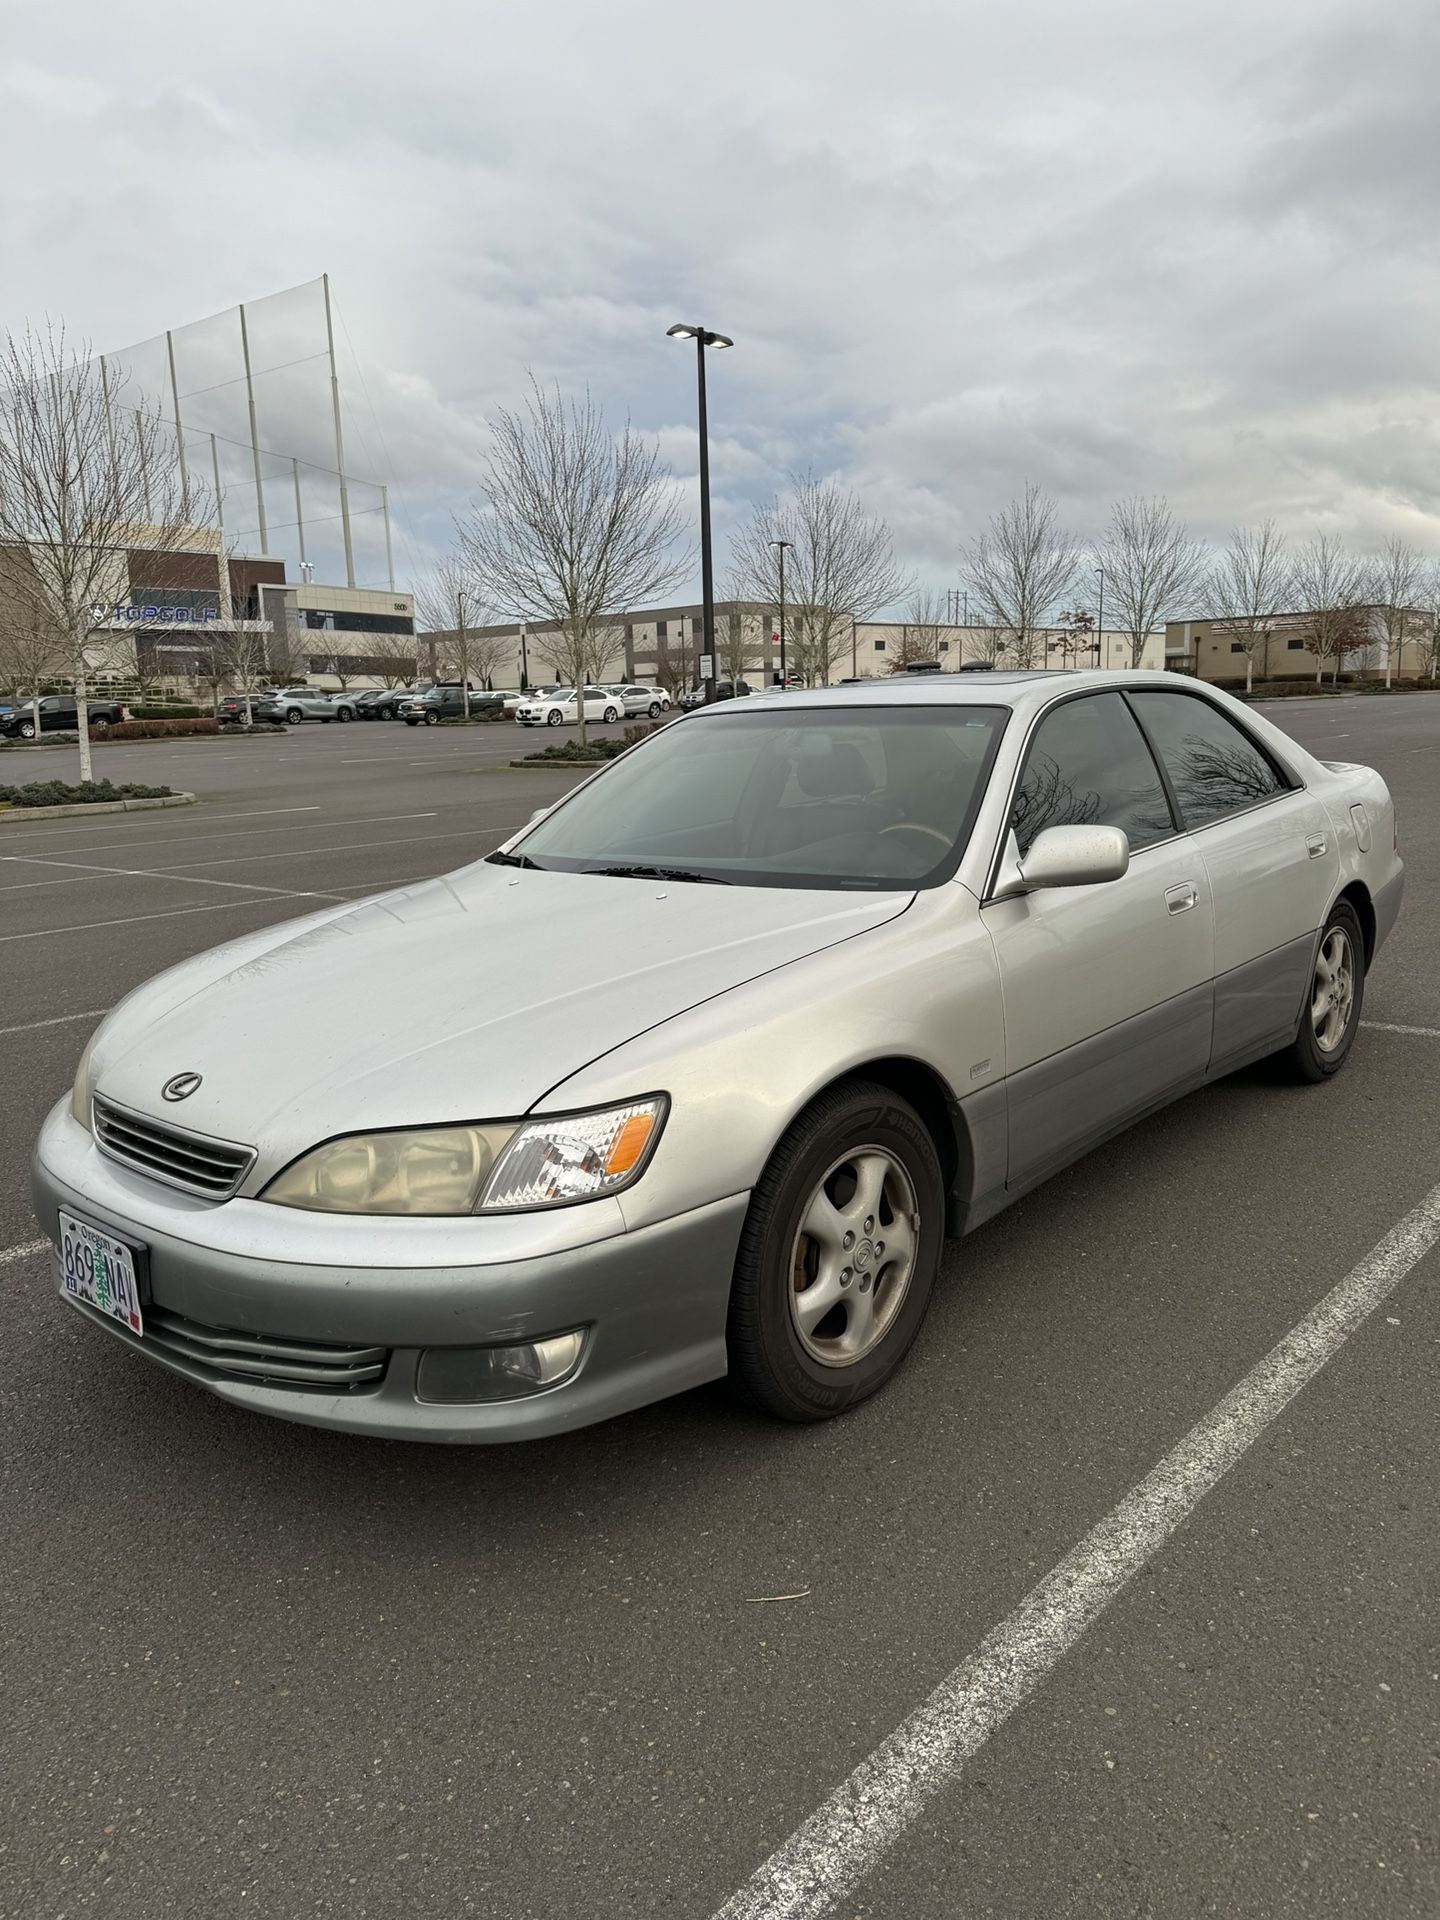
71,1031,99,1127
261,1097,666,1215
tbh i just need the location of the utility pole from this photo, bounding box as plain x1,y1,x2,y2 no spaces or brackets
323,273,356,588
771,539,793,686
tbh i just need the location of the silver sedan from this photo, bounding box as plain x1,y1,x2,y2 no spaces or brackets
33,673,1402,1441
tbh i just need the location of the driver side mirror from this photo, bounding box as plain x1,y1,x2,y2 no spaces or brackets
1019,824,1130,889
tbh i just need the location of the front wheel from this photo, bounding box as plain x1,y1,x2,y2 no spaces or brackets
18,720,36,739
285,709,303,726
727,1080,944,1422
546,708,563,727
338,707,353,722
424,710,440,726
1280,900,1365,1082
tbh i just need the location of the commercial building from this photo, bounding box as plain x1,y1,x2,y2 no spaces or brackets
1165,607,1434,684
418,602,1166,691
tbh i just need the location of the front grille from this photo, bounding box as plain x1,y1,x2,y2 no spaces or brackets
93,1095,255,1200
144,1308,389,1391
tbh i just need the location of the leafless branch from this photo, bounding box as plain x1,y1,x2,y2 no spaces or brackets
963,484,1080,670
1095,494,1206,669
1201,520,1291,692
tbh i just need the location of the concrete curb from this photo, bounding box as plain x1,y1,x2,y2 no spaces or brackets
0,792,196,823
506,759,615,771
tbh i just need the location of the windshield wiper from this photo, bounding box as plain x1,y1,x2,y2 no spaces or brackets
586,863,733,885
487,850,542,869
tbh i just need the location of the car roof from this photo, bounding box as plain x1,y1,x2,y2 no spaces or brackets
715,670,1192,718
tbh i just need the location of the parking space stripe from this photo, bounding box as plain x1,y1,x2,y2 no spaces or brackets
2,810,442,862
1361,1021,1440,1037
711,1176,1440,1920
0,1009,110,1036
0,1240,49,1266
0,853,343,903
0,896,302,943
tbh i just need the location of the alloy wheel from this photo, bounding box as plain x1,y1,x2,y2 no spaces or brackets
1312,927,1355,1053
787,1146,919,1367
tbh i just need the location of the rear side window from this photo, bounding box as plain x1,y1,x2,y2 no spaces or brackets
1012,692,1174,855
1128,692,1286,827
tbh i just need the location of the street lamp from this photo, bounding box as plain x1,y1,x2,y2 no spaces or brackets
770,538,793,685
1094,566,1105,665
668,323,733,703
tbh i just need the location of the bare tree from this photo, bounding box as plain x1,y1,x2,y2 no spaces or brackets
1421,559,1440,684
889,589,949,672
1374,533,1425,688
1054,607,1098,670
1202,520,1291,694
414,554,503,715
712,605,755,685
366,628,421,689
652,623,688,698
0,543,63,734
1096,495,1207,669
0,324,212,781
963,484,1080,671
729,470,907,686
1290,534,1374,685
458,379,684,742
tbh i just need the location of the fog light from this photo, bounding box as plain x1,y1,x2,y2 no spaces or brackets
416,1330,586,1404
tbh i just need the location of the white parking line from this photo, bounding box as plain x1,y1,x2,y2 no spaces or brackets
0,896,303,943
4,810,441,861
8,805,322,846
0,852,343,903
711,1176,1440,1920
0,1239,49,1266
1361,1021,1440,1037
0,1008,110,1036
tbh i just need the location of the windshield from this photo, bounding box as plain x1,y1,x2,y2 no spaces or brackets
500,704,1007,889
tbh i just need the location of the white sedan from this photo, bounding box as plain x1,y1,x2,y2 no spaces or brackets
514,686,624,727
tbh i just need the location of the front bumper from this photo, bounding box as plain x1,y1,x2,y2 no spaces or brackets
32,1101,747,1443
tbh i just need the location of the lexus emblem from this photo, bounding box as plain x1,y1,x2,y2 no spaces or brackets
162,1072,203,1103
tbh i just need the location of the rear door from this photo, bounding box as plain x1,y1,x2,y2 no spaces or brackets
982,690,1215,1192
1127,689,1339,1071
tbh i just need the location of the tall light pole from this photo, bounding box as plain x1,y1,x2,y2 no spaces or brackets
668,323,733,703
771,538,793,685
457,589,471,720
1094,566,1105,667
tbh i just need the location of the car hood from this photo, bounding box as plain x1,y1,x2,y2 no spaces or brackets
88,863,911,1175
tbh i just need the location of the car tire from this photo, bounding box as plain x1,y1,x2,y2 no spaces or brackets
19,720,36,739
726,1079,945,1423
1280,899,1366,1083
91,717,111,735
424,710,440,726
648,702,662,718
285,709,303,726
546,709,563,726
338,707,353,722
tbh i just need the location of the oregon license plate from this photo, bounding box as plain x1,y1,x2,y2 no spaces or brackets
59,1210,144,1336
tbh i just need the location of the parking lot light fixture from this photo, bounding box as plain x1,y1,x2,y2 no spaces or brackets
668,323,733,704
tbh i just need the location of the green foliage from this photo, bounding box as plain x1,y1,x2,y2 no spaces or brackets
0,778,175,809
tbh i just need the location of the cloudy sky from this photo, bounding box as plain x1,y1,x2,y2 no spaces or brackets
4,0,1437,606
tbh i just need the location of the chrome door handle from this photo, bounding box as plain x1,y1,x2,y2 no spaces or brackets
1306,832,1328,858
1165,883,1198,915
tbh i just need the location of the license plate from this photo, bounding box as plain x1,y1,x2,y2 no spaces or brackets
59,1210,144,1336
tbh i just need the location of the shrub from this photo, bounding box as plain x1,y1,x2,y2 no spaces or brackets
0,778,175,809
126,703,207,719
109,717,219,739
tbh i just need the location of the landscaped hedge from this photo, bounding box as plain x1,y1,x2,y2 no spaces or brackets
109,717,220,739
518,721,663,765
126,703,208,719
0,778,175,809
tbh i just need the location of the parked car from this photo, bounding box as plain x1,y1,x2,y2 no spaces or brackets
0,693,127,739
604,684,672,719
352,689,401,720
514,686,624,727
252,687,338,726
216,694,265,726
398,685,502,726
329,691,364,721
679,679,753,710
37,673,1402,1442
958,660,996,673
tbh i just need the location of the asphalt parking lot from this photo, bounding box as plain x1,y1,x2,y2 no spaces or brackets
2,697,1436,1919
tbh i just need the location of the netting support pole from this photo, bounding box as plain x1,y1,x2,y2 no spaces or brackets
238,304,269,554
322,273,356,587
293,460,307,566
166,330,190,516
381,486,395,591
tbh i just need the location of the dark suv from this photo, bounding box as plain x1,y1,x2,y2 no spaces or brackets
399,685,504,725
0,694,127,740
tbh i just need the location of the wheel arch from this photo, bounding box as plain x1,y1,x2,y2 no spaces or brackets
785,1055,971,1233
1334,879,1375,969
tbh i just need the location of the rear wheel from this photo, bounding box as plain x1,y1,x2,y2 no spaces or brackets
1280,900,1365,1082
648,701,662,718
727,1080,944,1422
603,705,620,724
338,707,353,722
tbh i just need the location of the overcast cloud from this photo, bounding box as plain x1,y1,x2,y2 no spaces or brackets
3,0,1437,606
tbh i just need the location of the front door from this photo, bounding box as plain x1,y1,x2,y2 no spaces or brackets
982,690,1215,1193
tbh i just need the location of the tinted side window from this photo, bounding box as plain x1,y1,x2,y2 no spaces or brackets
1012,693,1173,855
1129,693,1285,827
